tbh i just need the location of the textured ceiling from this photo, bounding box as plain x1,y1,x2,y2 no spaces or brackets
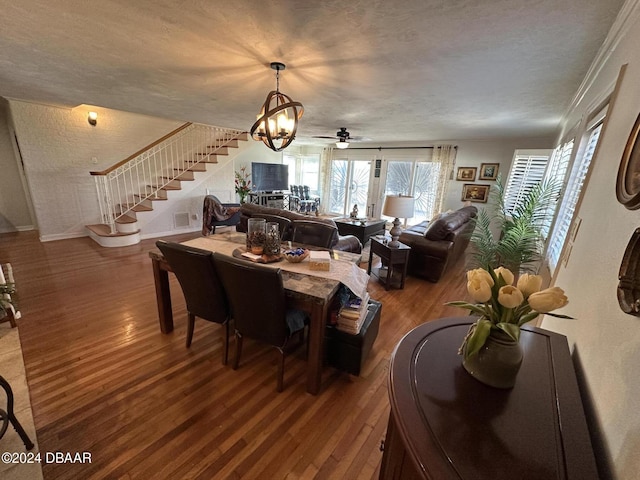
0,0,625,145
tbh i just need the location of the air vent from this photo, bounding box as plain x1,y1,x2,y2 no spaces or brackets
174,212,190,228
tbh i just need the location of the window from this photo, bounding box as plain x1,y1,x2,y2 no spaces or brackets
546,111,605,271
383,160,442,224
326,146,454,219
283,153,320,192
540,140,574,239
503,150,553,216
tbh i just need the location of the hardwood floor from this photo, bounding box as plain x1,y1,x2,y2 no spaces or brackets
0,230,469,479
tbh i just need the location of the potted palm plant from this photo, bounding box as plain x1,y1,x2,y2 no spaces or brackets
468,175,560,273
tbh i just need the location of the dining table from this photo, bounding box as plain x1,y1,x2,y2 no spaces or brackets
148,232,367,395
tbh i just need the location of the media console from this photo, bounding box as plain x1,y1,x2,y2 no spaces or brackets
248,191,290,210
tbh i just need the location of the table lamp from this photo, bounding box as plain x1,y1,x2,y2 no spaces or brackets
382,195,415,248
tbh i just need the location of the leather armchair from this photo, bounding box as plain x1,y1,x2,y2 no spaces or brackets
399,206,477,282
291,220,337,249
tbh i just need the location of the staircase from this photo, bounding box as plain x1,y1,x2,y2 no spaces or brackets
87,123,247,247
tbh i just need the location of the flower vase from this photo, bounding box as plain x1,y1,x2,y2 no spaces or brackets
462,329,523,389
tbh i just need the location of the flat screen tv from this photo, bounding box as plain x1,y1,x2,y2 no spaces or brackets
251,162,289,192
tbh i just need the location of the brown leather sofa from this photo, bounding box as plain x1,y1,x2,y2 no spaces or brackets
237,203,362,253
399,206,477,282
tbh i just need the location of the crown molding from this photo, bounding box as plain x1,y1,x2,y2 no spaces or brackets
564,0,640,118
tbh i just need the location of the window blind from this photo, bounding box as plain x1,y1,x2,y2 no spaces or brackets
539,140,574,238
503,152,551,215
547,123,603,270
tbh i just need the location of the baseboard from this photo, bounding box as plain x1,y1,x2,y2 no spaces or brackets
139,226,202,241
0,225,36,234
39,231,89,242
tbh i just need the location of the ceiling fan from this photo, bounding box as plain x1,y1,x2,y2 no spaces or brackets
313,127,362,149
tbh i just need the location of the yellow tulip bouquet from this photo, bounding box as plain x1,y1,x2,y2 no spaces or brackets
447,266,573,359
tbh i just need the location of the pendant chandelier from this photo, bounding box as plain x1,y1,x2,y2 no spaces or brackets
250,62,304,152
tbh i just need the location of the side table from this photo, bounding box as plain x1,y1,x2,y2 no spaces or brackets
379,317,598,480
367,238,411,290
334,218,387,245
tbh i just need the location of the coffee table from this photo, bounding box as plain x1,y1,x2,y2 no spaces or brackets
334,218,387,244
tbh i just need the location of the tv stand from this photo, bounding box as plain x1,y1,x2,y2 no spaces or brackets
248,191,286,209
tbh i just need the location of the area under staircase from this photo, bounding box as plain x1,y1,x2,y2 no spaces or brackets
87,122,247,247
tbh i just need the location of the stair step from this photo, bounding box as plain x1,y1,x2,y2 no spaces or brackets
190,156,219,163
220,138,240,148
134,194,167,202
121,203,153,212
149,183,181,191
235,132,249,141
167,171,195,181
176,164,206,172
204,146,229,155
116,213,137,224
86,224,140,237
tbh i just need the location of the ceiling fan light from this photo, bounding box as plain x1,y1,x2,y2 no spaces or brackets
336,140,349,149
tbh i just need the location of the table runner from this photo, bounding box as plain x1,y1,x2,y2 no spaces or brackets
182,236,369,299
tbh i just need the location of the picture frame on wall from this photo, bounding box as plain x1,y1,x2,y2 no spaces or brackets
479,163,499,180
461,184,490,203
456,167,477,181
616,111,640,209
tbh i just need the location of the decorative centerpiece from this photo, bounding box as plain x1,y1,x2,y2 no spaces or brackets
234,167,251,204
446,266,572,388
246,217,266,254
283,248,309,263
263,222,281,256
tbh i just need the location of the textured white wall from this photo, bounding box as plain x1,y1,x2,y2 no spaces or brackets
7,99,284,240
442,137,553,211
8,101,185,240
541,7,640,479
0,98,33,232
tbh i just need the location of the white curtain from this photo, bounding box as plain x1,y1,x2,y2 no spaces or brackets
432,144,457,213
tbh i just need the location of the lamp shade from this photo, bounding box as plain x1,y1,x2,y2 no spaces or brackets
382,195,415,219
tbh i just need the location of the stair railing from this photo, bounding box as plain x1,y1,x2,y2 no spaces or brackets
90,123,245,233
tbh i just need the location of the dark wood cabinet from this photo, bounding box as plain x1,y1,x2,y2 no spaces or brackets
380,317,598,480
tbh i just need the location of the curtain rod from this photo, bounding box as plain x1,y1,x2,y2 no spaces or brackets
334,145,457,151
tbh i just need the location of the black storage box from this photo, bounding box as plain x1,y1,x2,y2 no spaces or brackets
325,300,381,376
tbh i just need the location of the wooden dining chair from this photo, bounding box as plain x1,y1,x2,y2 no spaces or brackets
291,220,337,249
155,240,231,365
212,253,309,392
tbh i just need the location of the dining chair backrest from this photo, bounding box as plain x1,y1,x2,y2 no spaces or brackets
212,253,289,347
291,220,337,249
156,241,229,323
252,213,292,240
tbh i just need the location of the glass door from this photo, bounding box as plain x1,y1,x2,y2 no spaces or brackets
381,159,442,224
328,158,371,216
